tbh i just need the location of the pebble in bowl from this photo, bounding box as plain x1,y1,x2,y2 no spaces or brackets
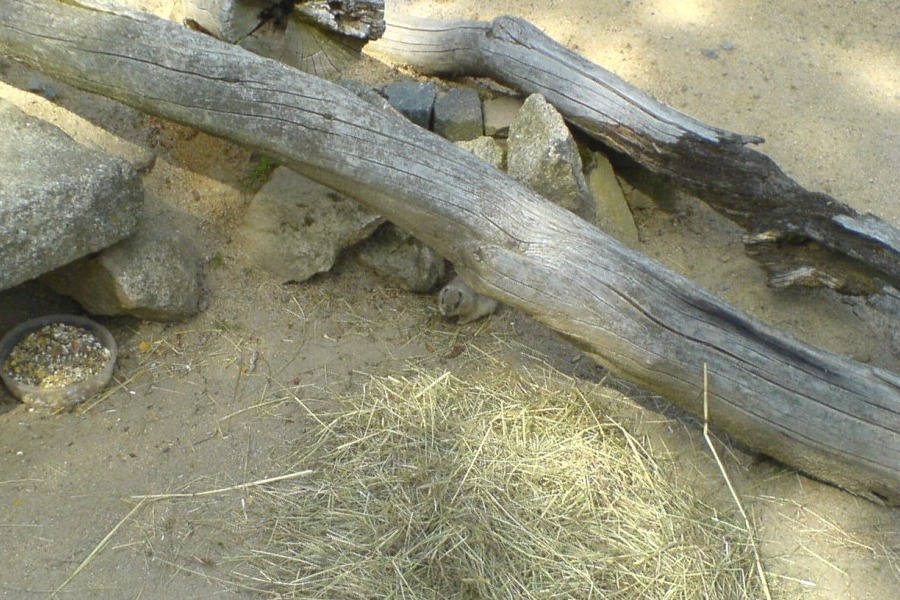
0,314,117,412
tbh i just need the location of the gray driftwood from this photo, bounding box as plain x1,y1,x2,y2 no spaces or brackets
370,14,900,297
178,0,385,42
177,1,384,80
1,0,897,503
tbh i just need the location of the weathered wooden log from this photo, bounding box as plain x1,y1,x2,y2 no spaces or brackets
178,0,384,42
2,0,897,503
369,14,900,297
295,0,384,40
176,0,383,80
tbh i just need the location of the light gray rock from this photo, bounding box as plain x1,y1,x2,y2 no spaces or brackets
585,152,640,247
456,136,506,171
240,167,383,282
433,88,483,141
41,211,202,321
482,95,524,137
0,98,143,292
356,224,447,293
382,80,436,129
507,94,593,219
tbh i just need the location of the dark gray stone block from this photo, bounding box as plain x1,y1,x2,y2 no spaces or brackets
433,88,483,141
382,80,437,129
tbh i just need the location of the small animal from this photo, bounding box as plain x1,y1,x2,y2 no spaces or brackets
439,276,499,324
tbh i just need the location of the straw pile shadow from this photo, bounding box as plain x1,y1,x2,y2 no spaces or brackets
242,365,764,599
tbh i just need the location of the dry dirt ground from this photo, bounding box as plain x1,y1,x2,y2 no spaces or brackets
1,0,898,598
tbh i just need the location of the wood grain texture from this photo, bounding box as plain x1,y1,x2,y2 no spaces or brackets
2,0,897,503
370,14,900,296
178,0,385,42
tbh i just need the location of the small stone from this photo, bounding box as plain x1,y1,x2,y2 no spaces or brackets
720,40,735,51
382,80,437,129
456,137,506,171
433,88,483,141
507,94,593,218
701,48,720,59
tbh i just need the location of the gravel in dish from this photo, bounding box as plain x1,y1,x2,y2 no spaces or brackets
2,322,112,389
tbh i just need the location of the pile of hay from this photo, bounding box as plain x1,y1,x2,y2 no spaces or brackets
246,367,762,598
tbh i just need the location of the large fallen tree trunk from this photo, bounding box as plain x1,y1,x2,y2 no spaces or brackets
1,0,897,503
370,14,900,297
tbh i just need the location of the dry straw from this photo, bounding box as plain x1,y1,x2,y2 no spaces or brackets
242,364,764,598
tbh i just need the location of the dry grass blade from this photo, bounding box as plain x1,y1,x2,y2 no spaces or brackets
51,498,149,598
703,364,772,600
132,470,314,500
241,363,764,599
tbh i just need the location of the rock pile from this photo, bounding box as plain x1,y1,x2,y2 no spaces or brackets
0,94,203,322
237,82,642,298
1,66,641,324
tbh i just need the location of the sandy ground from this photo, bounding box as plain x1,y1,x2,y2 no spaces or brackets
1,1,898,598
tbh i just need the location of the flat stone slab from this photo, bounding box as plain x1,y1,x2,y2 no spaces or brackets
0,98,143,291
585,151,641,248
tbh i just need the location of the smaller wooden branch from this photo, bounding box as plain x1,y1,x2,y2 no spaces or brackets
370,14,900,295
